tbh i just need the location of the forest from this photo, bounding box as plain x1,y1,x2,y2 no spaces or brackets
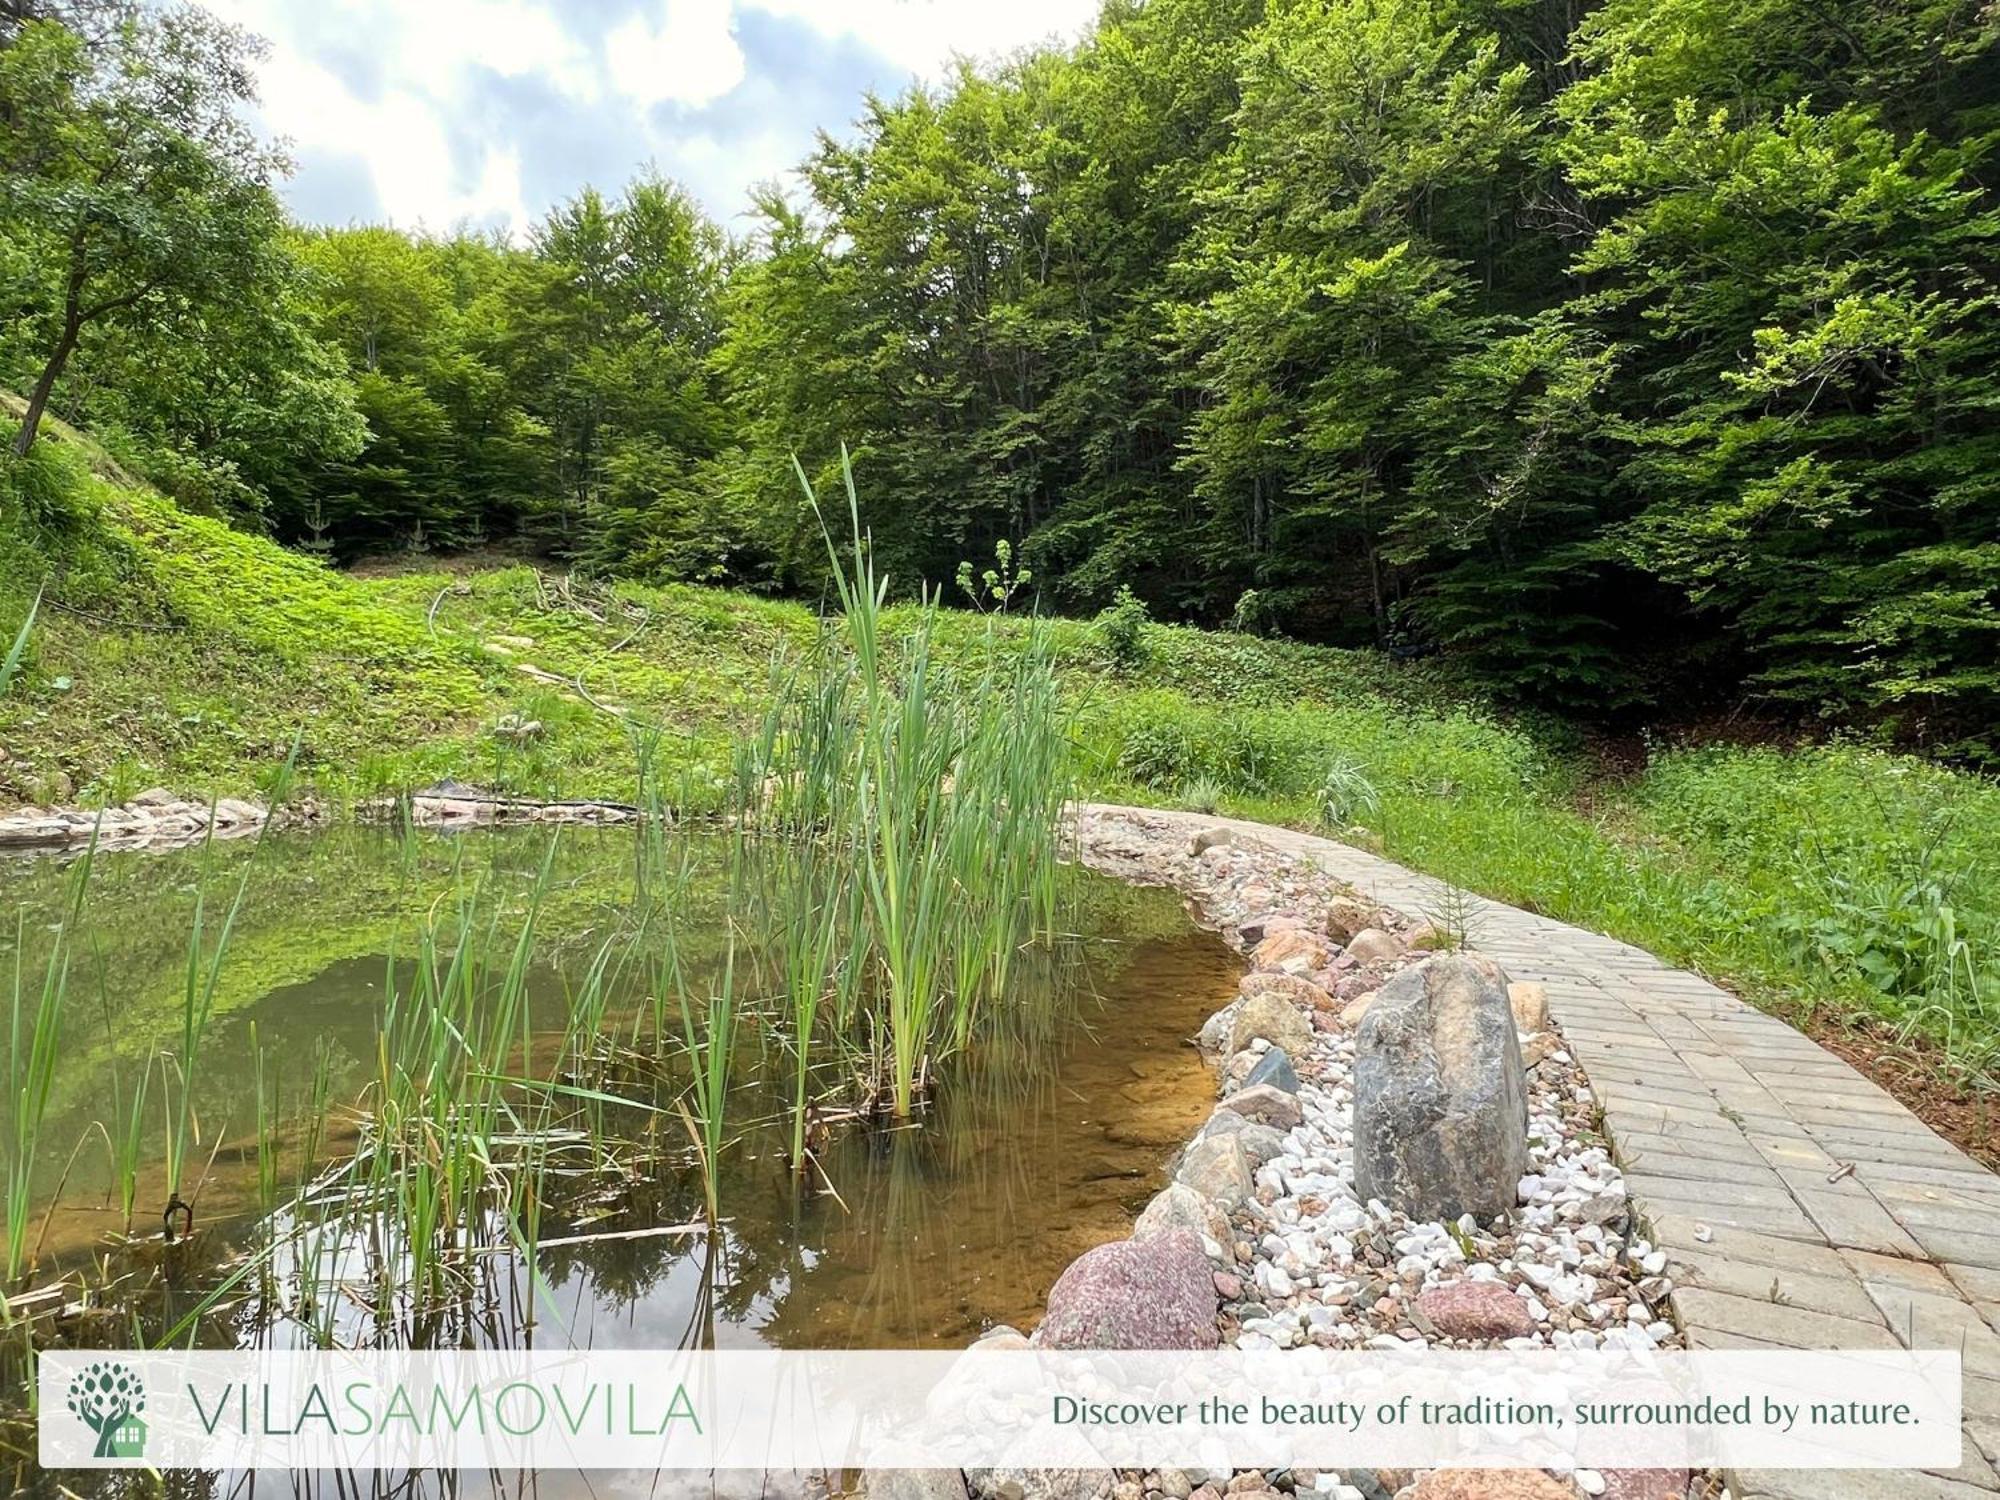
2,0,1997,755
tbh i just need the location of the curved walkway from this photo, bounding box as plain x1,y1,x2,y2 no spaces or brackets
1086,806,2000,1500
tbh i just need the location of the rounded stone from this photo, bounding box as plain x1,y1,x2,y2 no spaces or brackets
1322,893,1383,944
1229,993,1315,1060
1217,1083,1304,1130
1239,971,1337,1012
1408,1472,1578,1500
1244,1047,1302,1094
1036,1231,1219,1349
1199,1109,1286,1165
1175,1133,1254,1208
1344,928,1406,965
1415,1280,1537,1341
1135,1182,1231,1248
1251,928,1333,974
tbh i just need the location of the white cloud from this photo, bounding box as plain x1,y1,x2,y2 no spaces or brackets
743,0,1097,77
214,0,1104,235
606,0,747,109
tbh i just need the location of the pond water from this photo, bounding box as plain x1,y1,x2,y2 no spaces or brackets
1,825,1236,1368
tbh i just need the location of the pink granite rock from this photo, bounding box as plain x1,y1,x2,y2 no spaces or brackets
1036,1231,1220,1349
1415,1280,1537,1341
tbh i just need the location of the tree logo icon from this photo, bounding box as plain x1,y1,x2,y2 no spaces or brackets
66,1360,148,1459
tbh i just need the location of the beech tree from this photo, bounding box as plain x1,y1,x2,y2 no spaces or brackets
1,5,289,456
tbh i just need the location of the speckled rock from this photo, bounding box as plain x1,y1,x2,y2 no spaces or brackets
1134,1182,1231,1248
1323,893,1384,944
1229,993,1314,1060
866,1472,968,1500
1599,1472,1688,1500
1408,1471,1578,1500
1238,971,1336,1013
1416,1280,1538,1341
1216,1083,1304,1130
1197,1000,1244,1059
1344,927,1405,964
966,1469,1113,1500
1199,1109,1286,1165
1035,1231,1219,1349
1174,1133,1254,1208
1250,928,1332,974
1354,953,1529,1222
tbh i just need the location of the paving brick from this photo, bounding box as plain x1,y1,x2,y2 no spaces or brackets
1971,1417,2000,1468
1675,1287,1896,1348
1731,1466,1996,1498
1854,1285,2000,1377
1645,1213,1854,1277
1869,1175,2000,1214
1951,1268,2000,1305
1841,1250,1961,1298
1616,1129,1768,1168
1668,1251,1881,1322
1624,1148,1793,1189
1783,1180,1927,1257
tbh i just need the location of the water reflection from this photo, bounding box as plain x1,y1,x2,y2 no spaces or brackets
2,825,1236,1376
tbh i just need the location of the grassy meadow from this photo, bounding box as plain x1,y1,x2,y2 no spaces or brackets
3,436,1998,1106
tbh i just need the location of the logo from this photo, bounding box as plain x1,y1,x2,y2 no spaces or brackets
66,1360,148,1459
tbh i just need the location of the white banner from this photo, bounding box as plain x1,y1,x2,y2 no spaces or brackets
38,1347,1960,1472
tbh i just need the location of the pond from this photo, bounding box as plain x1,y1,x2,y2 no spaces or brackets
1,824,1236,1370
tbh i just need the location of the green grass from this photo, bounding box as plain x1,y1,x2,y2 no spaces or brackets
2,435,1997,1090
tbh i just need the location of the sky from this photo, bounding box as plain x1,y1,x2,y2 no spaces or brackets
203,0,1103,240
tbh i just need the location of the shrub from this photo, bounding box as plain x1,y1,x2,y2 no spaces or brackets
1176,775,1227,814
1095,585,1149,672
1316,755,1381,829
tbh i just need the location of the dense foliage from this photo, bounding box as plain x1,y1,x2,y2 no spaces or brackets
3,0,1998,753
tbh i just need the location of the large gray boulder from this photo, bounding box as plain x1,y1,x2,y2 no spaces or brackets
1034,1231,1219,1349
1352,953,1528,1222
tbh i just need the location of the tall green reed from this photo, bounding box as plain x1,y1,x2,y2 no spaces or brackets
676,938,737,1225
732,453,1075,1117
4,844,92,1288
0,585,38,698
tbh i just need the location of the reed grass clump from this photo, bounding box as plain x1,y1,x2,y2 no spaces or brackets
734,457,1075,1119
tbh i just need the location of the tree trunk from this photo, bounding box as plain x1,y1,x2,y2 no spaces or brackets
12,255,85,458
10,322,77,457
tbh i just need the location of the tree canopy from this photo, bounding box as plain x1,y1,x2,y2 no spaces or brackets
3,0,1997,756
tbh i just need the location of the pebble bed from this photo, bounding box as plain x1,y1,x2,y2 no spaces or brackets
1063,807,1715,1500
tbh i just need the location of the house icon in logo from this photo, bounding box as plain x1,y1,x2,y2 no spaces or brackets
65,1360,148,1460
109,1411,148,1458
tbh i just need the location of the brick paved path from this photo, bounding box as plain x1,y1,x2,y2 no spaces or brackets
1088,807,2000,1499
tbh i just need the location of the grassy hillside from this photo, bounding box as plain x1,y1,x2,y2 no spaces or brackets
3,434,1997,1130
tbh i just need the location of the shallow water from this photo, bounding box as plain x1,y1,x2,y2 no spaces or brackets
1,824,1237,1357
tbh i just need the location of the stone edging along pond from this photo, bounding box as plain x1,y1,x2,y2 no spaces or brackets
0,781,633,852
924,806,1695,1500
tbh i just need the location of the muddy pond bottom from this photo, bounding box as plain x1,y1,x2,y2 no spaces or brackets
3,824,1240,1355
